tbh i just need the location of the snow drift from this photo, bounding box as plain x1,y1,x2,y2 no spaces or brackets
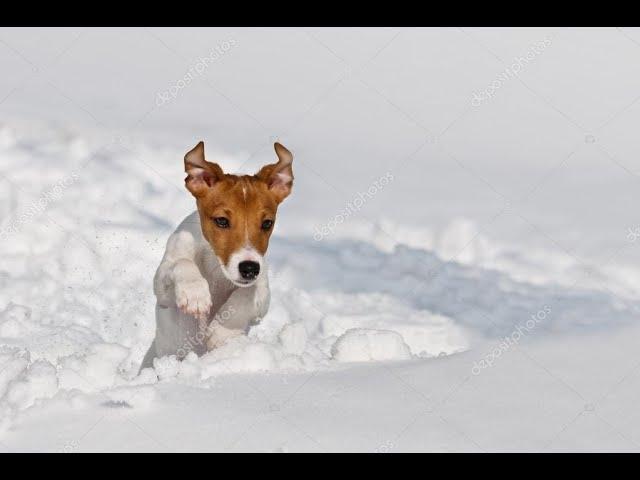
1,118,639,451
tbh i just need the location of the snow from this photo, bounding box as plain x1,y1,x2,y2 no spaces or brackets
1,27,640,451
331,329,412,362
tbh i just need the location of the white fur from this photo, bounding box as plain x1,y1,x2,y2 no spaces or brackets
221,246,264,287
140,211,270,371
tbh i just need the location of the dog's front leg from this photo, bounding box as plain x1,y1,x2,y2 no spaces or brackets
154,230,212,325
170,258,212,324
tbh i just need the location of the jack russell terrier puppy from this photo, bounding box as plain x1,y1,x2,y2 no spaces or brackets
140,141,293,371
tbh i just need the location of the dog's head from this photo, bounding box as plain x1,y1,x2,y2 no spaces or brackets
184,141,293,287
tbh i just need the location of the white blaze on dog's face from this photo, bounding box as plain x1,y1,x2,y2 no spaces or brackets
183,141,293,287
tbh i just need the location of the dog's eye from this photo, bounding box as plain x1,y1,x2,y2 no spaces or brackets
213,217,230,228
261,219,273,230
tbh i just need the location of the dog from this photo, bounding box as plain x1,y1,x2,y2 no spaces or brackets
140,141,293,371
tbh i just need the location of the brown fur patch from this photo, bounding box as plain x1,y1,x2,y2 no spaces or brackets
196,175,279,265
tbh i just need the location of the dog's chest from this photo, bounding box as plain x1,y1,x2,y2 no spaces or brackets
197,248,237,315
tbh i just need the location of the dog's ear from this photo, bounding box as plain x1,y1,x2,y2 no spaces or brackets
256,142,294,203
184,141,224,198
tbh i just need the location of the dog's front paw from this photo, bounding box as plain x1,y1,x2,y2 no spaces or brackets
175,278,212,321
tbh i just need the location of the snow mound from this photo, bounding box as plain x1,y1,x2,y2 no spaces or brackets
4,360,58,411
57,343,130,392
331,328,412,362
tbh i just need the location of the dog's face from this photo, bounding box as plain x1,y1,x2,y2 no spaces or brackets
184,141,293,287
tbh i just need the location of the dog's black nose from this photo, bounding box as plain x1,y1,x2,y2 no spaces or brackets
238,261,260,280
